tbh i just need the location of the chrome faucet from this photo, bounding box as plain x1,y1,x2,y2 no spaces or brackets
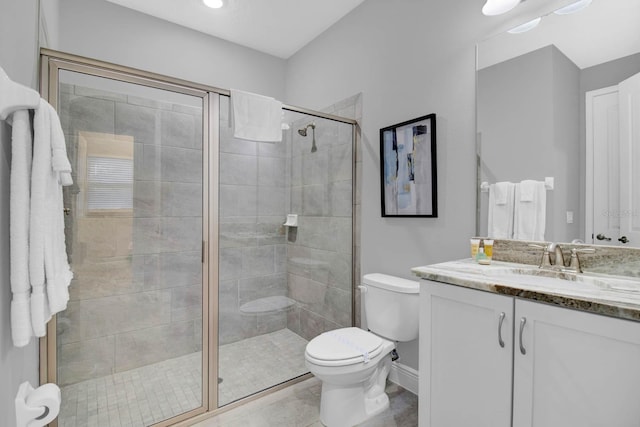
529,242,566,269
547,242,565,268
530,243,596,272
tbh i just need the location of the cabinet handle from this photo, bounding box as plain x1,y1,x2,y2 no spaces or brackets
519,317,527,355
498,312,506,348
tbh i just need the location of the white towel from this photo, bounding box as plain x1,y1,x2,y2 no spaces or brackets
50,103,72,186
519,179,537,202
30,99,52,336
230,89,283,142
514,181,546,241
30,99,73,336
47,101,73,311
493,181,511,205
10,110,34,347
488,182,515,239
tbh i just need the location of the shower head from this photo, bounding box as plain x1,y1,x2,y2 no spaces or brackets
298,123,315,137
298,123,318,153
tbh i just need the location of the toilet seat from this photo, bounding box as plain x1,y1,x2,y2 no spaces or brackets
305,327,387,367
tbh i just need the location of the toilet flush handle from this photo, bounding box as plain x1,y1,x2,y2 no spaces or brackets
357,285,367,293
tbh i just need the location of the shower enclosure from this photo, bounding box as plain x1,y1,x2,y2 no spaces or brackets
40,50,356,426
217,96,355,405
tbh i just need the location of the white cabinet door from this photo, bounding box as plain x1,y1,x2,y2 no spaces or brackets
513,299,640,427
419,281,513,427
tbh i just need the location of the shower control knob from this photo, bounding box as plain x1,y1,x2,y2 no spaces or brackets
618,236,630,244
596,233,611,241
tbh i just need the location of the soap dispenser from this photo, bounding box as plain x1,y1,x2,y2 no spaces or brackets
476,247,491,265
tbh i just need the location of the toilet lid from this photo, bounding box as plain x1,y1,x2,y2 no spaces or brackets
305,327,383,365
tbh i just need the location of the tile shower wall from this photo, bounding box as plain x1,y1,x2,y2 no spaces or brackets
218,96,290,346
57,83,203,386
286,96,359,340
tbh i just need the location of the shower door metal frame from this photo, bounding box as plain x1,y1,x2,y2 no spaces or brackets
39,48,359,426
39,50,214,427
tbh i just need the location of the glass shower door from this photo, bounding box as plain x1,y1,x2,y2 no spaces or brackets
52,66,208,426
217,95,355,406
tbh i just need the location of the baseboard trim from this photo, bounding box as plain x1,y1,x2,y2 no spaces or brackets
388,362,419,395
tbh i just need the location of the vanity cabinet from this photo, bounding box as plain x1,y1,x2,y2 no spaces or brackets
419,280,640,427
513,298,640,426
419,281,513,427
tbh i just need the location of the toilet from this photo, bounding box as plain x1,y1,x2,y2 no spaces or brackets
304,273,420,427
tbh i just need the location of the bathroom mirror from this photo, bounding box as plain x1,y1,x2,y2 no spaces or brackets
476,0,640,246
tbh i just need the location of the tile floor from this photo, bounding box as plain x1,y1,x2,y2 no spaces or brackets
58,329,310,427
218,329,309,406
193,377,419,427
58,352,202,427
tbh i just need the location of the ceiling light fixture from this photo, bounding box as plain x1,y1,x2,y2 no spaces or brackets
482,0,521,16
203,0,224,9
507,17,542,34
553,0,592,15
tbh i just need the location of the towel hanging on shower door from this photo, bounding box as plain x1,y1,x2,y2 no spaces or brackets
230,88,283,142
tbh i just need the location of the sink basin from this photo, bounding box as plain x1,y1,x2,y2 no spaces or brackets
473,263,640,293
577,274,640,293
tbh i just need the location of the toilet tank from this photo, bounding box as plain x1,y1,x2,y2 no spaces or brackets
361,273,420,342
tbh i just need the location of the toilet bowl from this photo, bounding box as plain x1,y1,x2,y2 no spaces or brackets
304,274,420,427
305,327,396,427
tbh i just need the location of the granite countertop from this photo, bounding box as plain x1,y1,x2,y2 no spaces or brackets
412,259,640,322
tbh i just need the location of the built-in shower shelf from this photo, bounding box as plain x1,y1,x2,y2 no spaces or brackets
288,257,328,269
239,296,297,315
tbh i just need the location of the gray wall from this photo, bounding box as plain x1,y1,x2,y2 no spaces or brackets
478,45,581,242
284,0,488,370
40,0,60,49
58,0,286,100
0,1,41,425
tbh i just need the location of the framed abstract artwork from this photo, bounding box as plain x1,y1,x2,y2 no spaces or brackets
380,114,437,217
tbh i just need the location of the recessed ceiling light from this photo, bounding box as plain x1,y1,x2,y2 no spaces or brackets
553,0,592,15
203,0,224,9
482,0,521,16
507,17,542,34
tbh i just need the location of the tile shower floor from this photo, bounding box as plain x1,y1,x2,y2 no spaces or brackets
58,329,309,427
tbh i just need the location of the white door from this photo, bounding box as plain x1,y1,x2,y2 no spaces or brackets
619,71,640,247
419,281,513,427
585,86,621,245
513,299,640,427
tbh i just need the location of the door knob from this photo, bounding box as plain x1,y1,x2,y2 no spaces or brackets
618,236,630,244
596,233,611,241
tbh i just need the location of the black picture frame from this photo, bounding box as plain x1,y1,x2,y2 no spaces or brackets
380,114,437,217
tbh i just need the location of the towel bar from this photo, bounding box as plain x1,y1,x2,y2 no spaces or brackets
481,177,554,192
